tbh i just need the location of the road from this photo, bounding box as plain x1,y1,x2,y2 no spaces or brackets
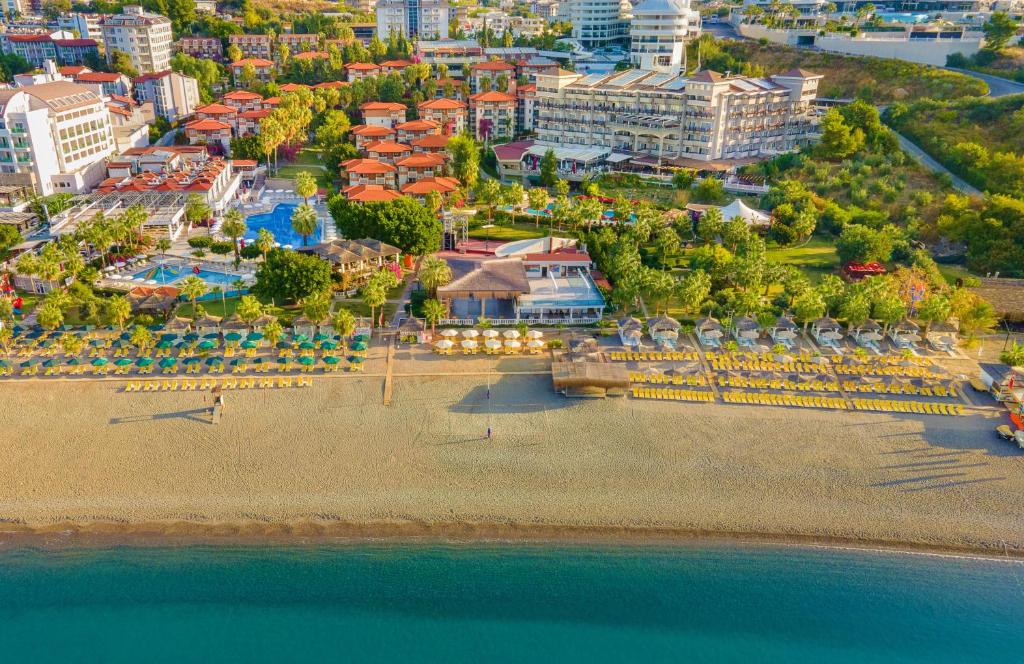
945,67,1024,98
893,132,981,196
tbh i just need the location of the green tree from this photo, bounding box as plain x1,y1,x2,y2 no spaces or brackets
130,324,153,353
422,298,446,335
677,269,712,314
263,318,283,346
447,134,480,191
295,171,318,205
36,299,64,330
328,196,442,255
527,188,549,227
836,224,893,264
840,294,871,328
255,227,276,261
692,177,726,204
332,307,356,348
302,291,331,323
872,295,906,332
185,194,212,233
818,108,862,159
696,208,724,242
361,280,387,329
982,11,1019,53
253,249,333,303
236,294,264,324
105,295,132,330
474,179,502,223
1000,342,1024,367
418,256,452,295
108,49,138,79
179,276,207,320
793,289,826,330
290,203,319,247
539,148,558,186
916,293,951,334
672,169,695,189
505,182,525,225
220,208,247,264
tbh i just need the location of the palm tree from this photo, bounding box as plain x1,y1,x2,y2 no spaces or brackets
155,238,171,261
422,298,446,335
130,324,153,353
236,294,264,324
255,228,276,261
332,307,356,349
295,171,318,205
220,208,248,265
418,256,452,296
179,275,207,321
106,295,132,330
263,318,283,345
15,252,39,294
0,326,11,357
185,194,212,234
302,291,331,323
361,281,386,329
60,332,83,357
290,203,318,247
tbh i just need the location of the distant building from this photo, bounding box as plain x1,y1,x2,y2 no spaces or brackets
229,34,273,60
278,33,320,53
469,90,517,141
360,101,408,128
469,60,516,94
178,37,224,61
417,97,467,136
100,6,174,74
75,70,133,97
1,33,100,67
230,58,275,83
134,70,200,122
568,0,631,47
57,13,106,42
376,0,450,39
628,0,701,76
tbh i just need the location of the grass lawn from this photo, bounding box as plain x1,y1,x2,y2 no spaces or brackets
274,165,334,189
937,263,976,286
468,221,572,242
766,237,840,283
176,295,294,323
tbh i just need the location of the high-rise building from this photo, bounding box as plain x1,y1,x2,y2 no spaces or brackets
0,80,115,196
134,70,200,122
376,0,450,40
628,0,700,76
568,0,631,48
100,6,173,74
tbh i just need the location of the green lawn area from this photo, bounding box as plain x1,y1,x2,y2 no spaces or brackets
468,221,572,242
766,237,840,283
273,148,334,188
937,263,977,286
175,294,294,323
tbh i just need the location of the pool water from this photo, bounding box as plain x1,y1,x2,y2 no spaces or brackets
245,203,322,248
133,265,240,287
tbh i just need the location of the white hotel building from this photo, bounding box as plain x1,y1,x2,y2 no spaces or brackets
100,6,174,74
0,81,115,196
568,0,632,47
376,0,450,39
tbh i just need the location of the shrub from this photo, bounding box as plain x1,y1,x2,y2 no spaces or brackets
210,241,234,255
188,236,213,248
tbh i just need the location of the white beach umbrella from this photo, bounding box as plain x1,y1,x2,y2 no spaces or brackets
108,274,122,280
461,339,478,350
504,339,521,349
481,329,500,338
527,339,544,348
435,339,454,350
485,339,502,350
525,330,543,339
462,329,480,338
502,329,520,339
440,329,458,337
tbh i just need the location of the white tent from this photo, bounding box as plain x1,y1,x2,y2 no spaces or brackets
720,199,770,227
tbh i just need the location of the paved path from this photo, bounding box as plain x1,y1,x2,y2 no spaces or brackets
893,132,982,196
945,67,1024,98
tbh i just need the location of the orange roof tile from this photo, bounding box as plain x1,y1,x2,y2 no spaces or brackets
400,177,460,195
418,97,467,111
469,91,516,103
231,58,274,68
343,184,403,202
395,119,440,132
471,60,515,72
345,62,380,71
359,101,406,111
342,158,397,174
365,141,412,154
224,90,264,100
196,103,236,115
411,135,451,149
186,118,232,131
351,124,396,137
395,153,445,168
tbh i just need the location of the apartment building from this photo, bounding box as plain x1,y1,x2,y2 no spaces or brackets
395,119,441,144
530,67,821,165
278,33,319,53
134,70,200,122
360,101,408,128
229,34,273,60
230,58,275,83
1,33,100,67
568,0,631,47
468,90,517,141
417,97,467,136
57,13,106,42
0,81,115,196
75,70,132,97
342,158,398,188
469,60,517,94
100,6,174,74
376,0,450,39
178,37,224,61
395,152,445,186
628,0,701,76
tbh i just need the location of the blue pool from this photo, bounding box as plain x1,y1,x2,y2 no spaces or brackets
133,265,241,287
244,203,323,248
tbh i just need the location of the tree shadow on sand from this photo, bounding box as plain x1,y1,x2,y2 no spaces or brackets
110,408,213,425
448,375,577,415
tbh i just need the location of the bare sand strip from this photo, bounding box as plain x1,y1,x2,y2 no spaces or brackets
1,374,1022,554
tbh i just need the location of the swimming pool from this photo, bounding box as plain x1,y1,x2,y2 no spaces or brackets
133,265,242,287
244,202,323,248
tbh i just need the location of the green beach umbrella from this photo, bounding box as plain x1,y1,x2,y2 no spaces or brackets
183,357,201,365
198,340,216,350
42,358,59,368
65,358,81,366
137,357,154,367
19,358,37,368
203,333,219,339
160,333,178,342
156,340,172,349
276,341,292,350
241,340,258,349
119,332,132,341
299,355,315,366
37,339,53,348
183,333,199,342
230,358,247,367
313,333,330,342
353,334,369,342
205,356,224,366
159,357,177,368
293,333,309,342
350,341,368,351
0,359,11,368
89,339,104,347
224,332,242,341
323,355,340,365
111,339,127,349
320,340,338,350
276,356,290,365
91,357,108,366
348,356,365,364
251,357,264,365
299,341,315,350
114,358,133,367
247,332,263,341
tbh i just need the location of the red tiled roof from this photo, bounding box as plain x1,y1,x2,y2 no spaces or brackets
224,90,264,100
7,34,50,43
343,184,402,202
239,109,271,119
523,251,592,263
469,91,516,103
359,101,406,112
351,124,395,137
366,141,412,154
380,59,414,68
196,103,236,115
54,38,97,47
411,135,451,149
313,81,348,88
263,96,281,105
231,58,274,68
59,65,90,76
395,153,445,168
231,159,258,166
418,98,466,111
279,83,310,92
135,70,173,82
345,62,380,71
78,72,124,83
400,177,460,195
292,51,329,61
186,118,232,131
471,60,515,71
342,158,397,174
395,119,440,132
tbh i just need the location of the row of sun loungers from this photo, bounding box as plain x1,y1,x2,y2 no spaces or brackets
630,387,715,402
850,399,964,416
708,359,829,374
833,364,940,378
707,351,817,362
832,354,933,366
722,391,847,410
610,351,701,362
718,376,841,392
628,372,708,386
123,376,314,392
842,381,958,398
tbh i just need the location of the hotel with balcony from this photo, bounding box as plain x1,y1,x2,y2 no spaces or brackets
100,6,174,74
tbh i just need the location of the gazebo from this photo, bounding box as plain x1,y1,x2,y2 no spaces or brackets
398,316,429,343
194,313,223,336
436,260,530,321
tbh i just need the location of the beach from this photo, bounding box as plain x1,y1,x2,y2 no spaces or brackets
1,362,1023,553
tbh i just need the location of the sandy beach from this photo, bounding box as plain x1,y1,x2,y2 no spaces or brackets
1,358,1023,553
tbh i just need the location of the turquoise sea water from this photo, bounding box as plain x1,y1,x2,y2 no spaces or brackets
0,543,1022,662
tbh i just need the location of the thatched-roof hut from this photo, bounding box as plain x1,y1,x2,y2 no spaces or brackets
552,360,629,398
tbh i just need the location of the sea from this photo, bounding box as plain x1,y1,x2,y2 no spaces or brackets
0,541,1021,662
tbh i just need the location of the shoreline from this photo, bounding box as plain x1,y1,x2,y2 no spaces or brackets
2,519,1022,562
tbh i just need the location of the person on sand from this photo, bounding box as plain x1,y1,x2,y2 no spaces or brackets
211,385,224,413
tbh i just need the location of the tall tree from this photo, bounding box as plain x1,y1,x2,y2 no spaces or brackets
290,204,319,247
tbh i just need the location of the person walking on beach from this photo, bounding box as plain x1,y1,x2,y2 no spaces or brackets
487,426,492,440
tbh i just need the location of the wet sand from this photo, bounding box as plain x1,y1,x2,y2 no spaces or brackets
1,373,1022,553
